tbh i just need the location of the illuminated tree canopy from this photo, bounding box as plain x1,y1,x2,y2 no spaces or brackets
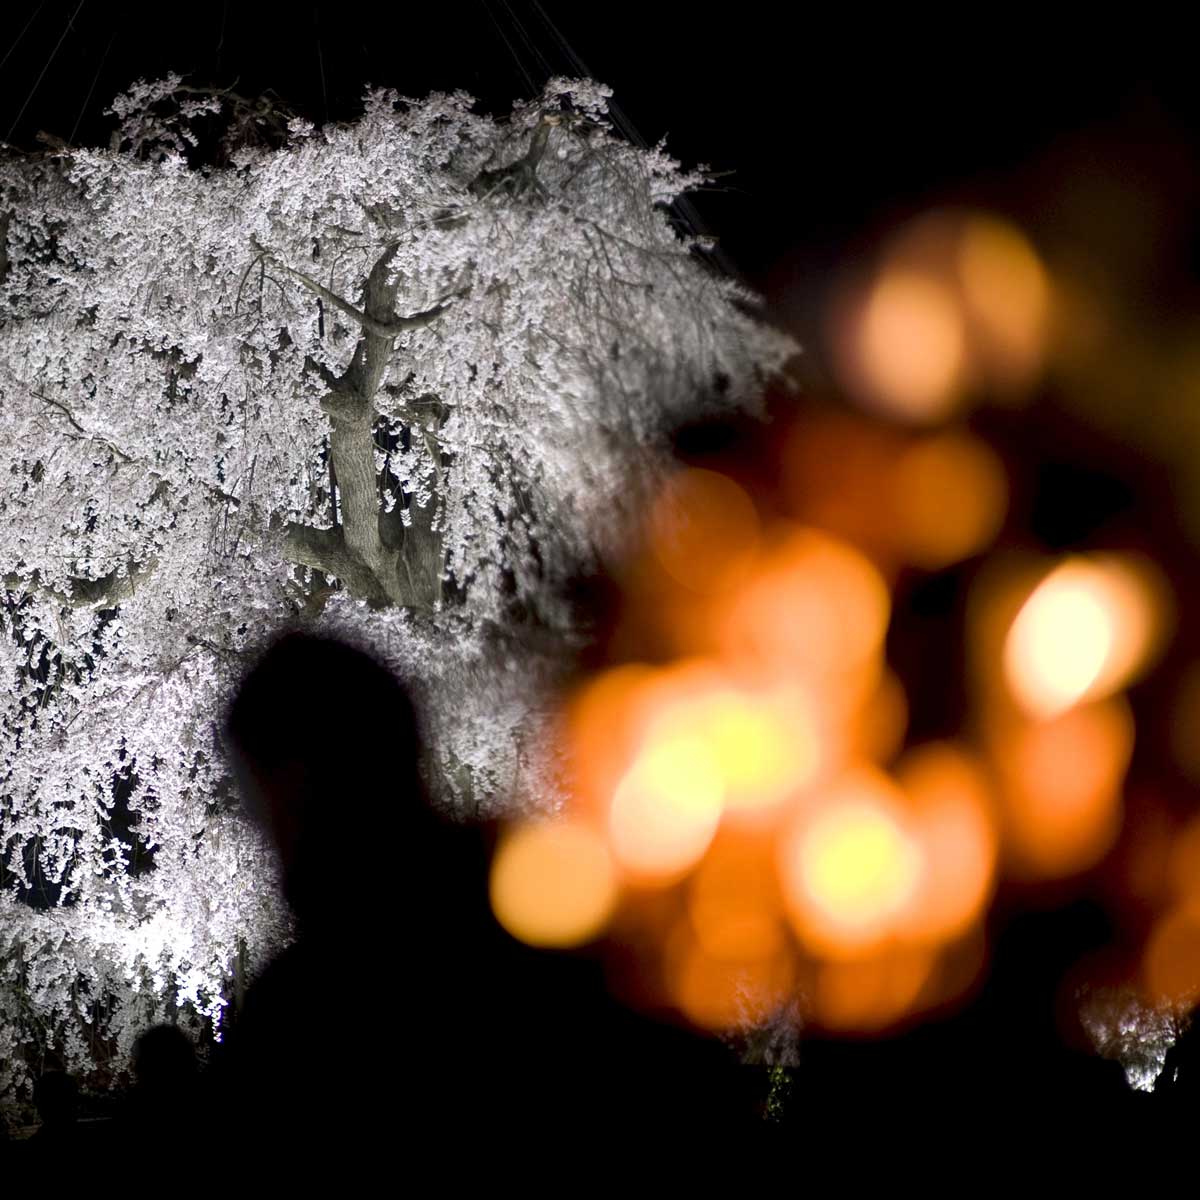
0,74,793,1113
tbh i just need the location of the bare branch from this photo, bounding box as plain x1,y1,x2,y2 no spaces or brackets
250,237,460,339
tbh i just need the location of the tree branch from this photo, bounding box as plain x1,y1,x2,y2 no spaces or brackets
250,237,459,339
281,523,391,609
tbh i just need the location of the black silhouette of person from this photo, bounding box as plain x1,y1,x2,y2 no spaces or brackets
115,1024,203,1157
214,632,758,1167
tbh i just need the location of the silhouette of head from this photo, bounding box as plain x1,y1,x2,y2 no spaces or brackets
132,1024,197,1093
33,1071,77,1128
224,632,444,931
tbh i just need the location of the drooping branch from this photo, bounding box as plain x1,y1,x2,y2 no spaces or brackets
4,556,159,611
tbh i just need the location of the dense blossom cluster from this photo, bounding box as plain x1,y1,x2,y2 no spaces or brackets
0,75,792,1117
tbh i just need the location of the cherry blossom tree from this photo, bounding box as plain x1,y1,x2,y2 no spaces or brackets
0,74,793,1118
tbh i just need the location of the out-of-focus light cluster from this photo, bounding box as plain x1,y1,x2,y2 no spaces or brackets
488,208,1192,1041
828,211,1051,422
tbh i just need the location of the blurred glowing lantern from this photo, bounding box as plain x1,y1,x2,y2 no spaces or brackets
609,732,724,882
995,698,1134,878
813,947,935,1032
837,268,967,423
667,928,795,1031
956,215,1050,389
646,679,822,818
895,743,998,943
890,431,1008,568
781,413,904,558
717,525,891,692
647,468,760,594
1003,555,1168,720
489,821,618,949
779,767,923,958
564,664,658,811
688,839,786,961
1144,905,1200,1006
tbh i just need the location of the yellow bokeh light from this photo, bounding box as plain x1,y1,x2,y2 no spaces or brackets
489,821,618,949
780,769,923,957
647,681,821,817
855,270,967,422
609,733,724,882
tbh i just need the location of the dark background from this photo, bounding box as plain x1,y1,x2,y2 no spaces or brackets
3,3,1195,301
4,3,1200,1112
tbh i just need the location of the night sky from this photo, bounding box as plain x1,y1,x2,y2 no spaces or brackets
3,4,1195,303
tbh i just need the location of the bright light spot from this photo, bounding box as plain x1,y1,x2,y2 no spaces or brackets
996,698,1133,878
957,215,1050,389
780,769,923,957
649,682,821,817
1004,555,1166,719
896,743,997,942
489,821,618,949
854,270,967,422
891,431,1008,568
610,734,724,882
648,468,760,594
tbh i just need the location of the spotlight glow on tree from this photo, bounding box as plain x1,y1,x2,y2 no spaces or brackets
0,74,793,1113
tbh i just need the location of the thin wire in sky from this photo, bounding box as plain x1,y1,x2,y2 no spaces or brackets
68,27,115,145
0,2,47,78
313,4,328,125
6,0,88,144
479,0,538,98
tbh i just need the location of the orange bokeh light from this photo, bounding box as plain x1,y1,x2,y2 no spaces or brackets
956,215,1051,390
688,837,787,962
890,431,1009,569
813,947,935,1032
895,743,998,943
1144,905,1200,1007
647,468,760,594
994,698,1134,878
716,525,891,691
1167,815,1200,904
609,729,724,883
843,269,967,423
489,821,618,949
